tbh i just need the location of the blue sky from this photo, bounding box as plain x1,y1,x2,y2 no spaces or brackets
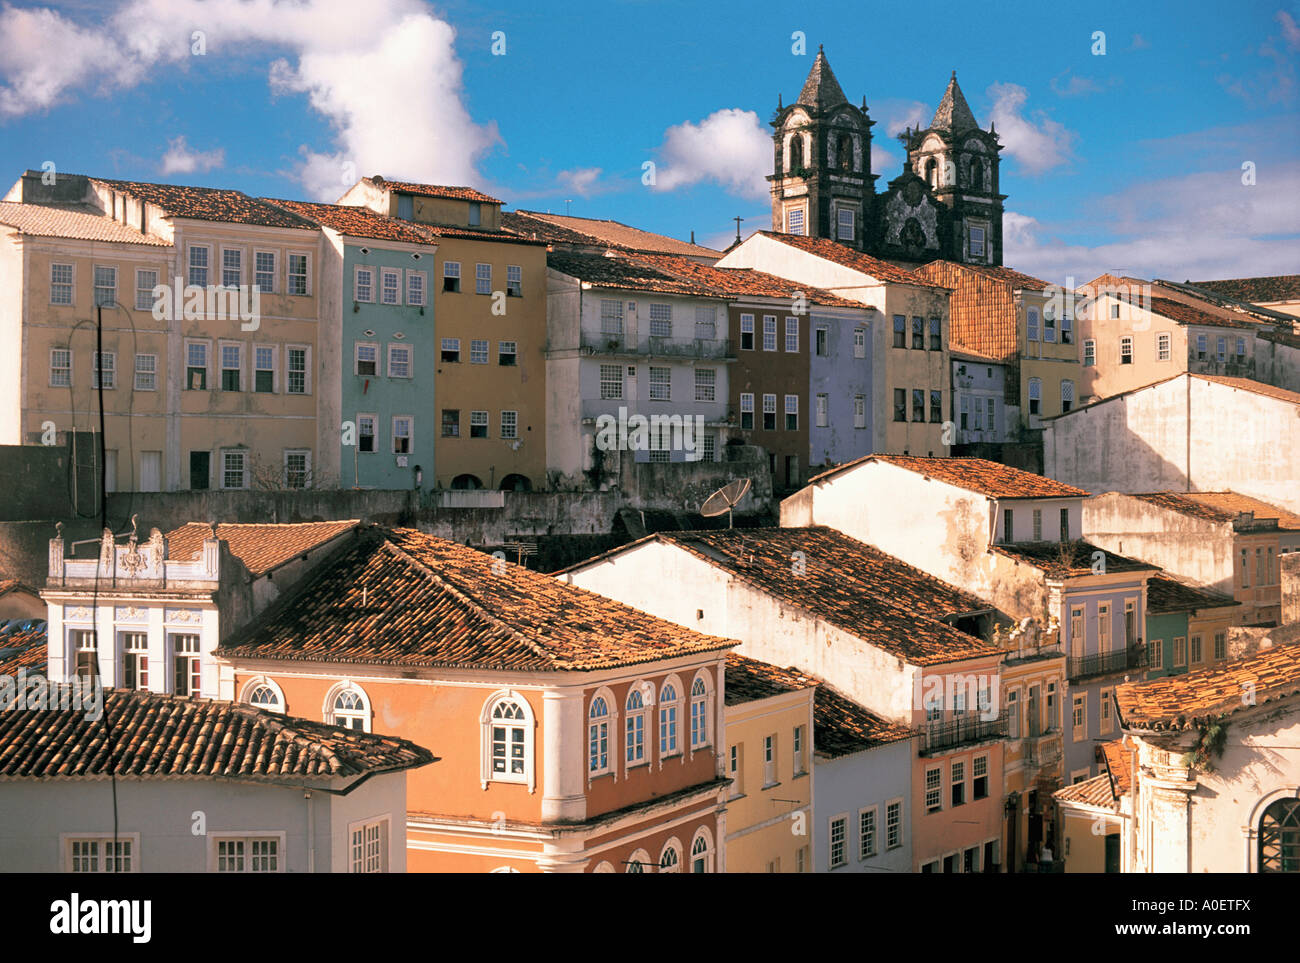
1,0,1297,284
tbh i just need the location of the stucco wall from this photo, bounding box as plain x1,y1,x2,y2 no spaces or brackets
814,739,912,873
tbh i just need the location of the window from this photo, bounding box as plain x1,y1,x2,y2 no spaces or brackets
188,246,209,287
763,315,777,351
498,341,517,366
468,201,481,226
331,685,370,731
1241,547,1250,588
463,410,487,439
787,207,805,235
1196,333,1208,360
351,342,377,377
951,761,966,806
624,687,648,766
894,388,906,422
1098,602,1111,652
1214,631,1226,661
814,326,828,356
129,353,157,392
837,207,855,240
930,390,943,423
762,394,777,430
380,269,400,305
506,265,522,297
1046,682,1057,731
71,629,97,680
135,269,157,311
1173,636,1187,668
50,348,72,387
288,254,308,295
173,633,201,696
349,819,386,873
217,343,240,391
1100,687,1113,734
659,841,681,874
695,368,717,403
407,270,426,306
762,734,777,786
784,394,798,430
697,305,718,341
1007,689,1019,738
216,837,280,873
500,411,518,439
470,339,489,365
358,415,376,452
287,346,308,394
1072,694,1086,742
739,313,754,350
1083,339,1096,366
120,632,148,690
893,315,906,348
912,316,925,349
1235,337,1246,362
987,397,996,432
443,261,461,292
488,695,530,781
1156,332,1171,362
849,328,866,360
1033,508,1043,541
969,225,985,257
648,366,671,401
815,393,828,427
1217,336,1227,362
588,694,611,775
739,393,754,429
1003,508,1014,543
279,448,308,489
1028,378,1041,416
929,317,942,351
390,416,412,454
829,816,847,868
440,338,460,363
255,251,275,293
1119,336,1133,364
600,364,623,400
925,767,942,812
689,675,709,749
1111,302,1121,320
601,299,624,334
1149,637,1168,669
92,351,115,390
691,831,712,873
221,450,247,489
792,724,806,775
784,316,799,353
1256,547,1266,585
1027,307,1039,342
1061,315,1073,344
659,682,680,756
1259,798,1300,873
886,801,902,849
1191,634,1203,665
973,755,988,799
254,346,274,392
912,388,925,422
1124,600,1136,648
854,395,866,428
68,838,135,873
476,263,492,295
1044,312,1057,343
51,262,74,304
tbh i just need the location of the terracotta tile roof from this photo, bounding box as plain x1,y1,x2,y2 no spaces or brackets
809,454,1090,497
925,260,1050,291
1187,275,1300,304
546,251,727,298
629,253,864,308
1193,373,1300,406
1099,739,1134,797
992,540,1159,578
756,232,943,287
725,653,817,705
0,579,38,598
1129,491,1300,530
0,628,47,677
366,178,501,204
91,178,316,229
221,527,736,671
417,223,545,245
506,210,720,258
0,688,433,780
1138,295,1259,331
1146,573,1239,614
164,521,360,577
912,260,1016,358
0,202,170,246
1258,327,1300,349
261,199,439,245
951,345,1009,365
1116,640,1300,731
1079,273,1148,293
813,678,915,757
1053,772,1117,808
652,527,998,667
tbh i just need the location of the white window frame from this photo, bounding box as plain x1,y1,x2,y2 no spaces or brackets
470,339,489,365
187,244,211,288
134,353,157,392
392,415,413,455
287,251,311,296
1072,693,1087,742
185,339,211,391
763,315,777,351
500,410,518,439
694,367,716,402
220,449,248,490
853,327,866,358
853,394,866,428
859,806,878,860
886,798,903,850
815,393,828,427
355,341,379,376
210,832,286,873
50,347,72,387
50,262,74,305
443,260,461,292
829,814,848,868
239,676,286,713
497,341,517,366
91,350,116,390
253,344,277,393
64,833,141,873
357,413,377,453
785,316,799,353
469,410,489,438
506,264,522,297
325,681,371,733
218,340,242,392
688,670,712,753
254,250,277,293
220,247,243,289
283,449,311,489
388,343,412,379
354,266,375,303
658,675,683,763
135,268,158,311
475,262,492,295
406,269,426,307
347,816,389,873
1156,332,1171,362
480,688,536,790
286,344,311,395
588,686,616,779
380,268,400,305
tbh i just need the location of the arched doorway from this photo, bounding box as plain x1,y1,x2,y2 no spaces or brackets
499,473,532,492
1260,798,1300,872
451,473,483,490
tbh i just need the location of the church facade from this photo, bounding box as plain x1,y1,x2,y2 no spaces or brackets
768,48,1006,268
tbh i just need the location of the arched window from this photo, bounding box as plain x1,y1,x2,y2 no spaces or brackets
490,866,520,873
969,156,983,190
691,828,714,873
659,839,681,873
451,473,482,490
626,849,650,873
925,158,938,188
690,673,711,750
625,684,648,767
1259,799,1300,872
589,692,612,776
499,473,531,492
659,678,682,760
324,682,370,732
240,676,285,714
480,690,537,791
593,861,615,873
789,133,804,172
837,134,853,171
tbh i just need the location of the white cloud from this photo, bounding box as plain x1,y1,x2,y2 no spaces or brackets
651,108,770,199
0,0,498,199
1278,11,1300,51
987,82,1076,175
1003,163,1300,284
556,167,603,198
882,100,928,137
159,135,224,175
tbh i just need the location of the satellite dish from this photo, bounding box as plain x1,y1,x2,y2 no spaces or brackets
701,478,751,529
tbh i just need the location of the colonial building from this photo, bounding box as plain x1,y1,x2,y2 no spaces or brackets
1143,573,1240,677
767,49,1005,267
950,347,1017,447
502,209,720,263
217,526,736,872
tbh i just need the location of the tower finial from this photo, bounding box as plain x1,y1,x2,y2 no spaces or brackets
778,92,783,109
819,43,824,53
952,69,957,80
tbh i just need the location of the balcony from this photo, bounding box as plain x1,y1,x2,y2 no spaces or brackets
1066,644,1146,682
578,331,733,360
1021,733,1062,773
920,711,1009,756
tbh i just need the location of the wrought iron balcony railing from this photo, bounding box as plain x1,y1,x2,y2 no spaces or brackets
921,711,1009,756
1066,644,1146,681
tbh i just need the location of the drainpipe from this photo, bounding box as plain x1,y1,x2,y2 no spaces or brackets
306,790,316,873
1184,374,1191,491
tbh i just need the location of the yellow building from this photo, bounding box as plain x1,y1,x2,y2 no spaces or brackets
1055,739,1132,873
337,177,549,491
723,654,816,873
1,170,326,491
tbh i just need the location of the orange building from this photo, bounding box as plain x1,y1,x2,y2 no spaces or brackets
216,526,736,872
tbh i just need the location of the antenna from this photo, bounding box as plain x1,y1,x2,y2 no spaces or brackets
700,478,751,529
